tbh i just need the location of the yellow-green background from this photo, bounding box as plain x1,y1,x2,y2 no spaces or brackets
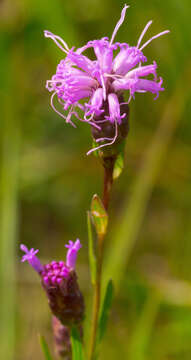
1,0,191,359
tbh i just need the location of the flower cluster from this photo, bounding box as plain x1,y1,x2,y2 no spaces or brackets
20,240,84,325
45,5,169,154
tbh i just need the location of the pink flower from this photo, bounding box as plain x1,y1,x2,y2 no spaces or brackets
45,5,169,153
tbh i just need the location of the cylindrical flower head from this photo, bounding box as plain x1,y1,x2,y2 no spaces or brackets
20,239,84,326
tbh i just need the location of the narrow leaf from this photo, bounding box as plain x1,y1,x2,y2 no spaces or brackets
113,152,124,180
98,280,114,344
39,335,53,360
71,327,85,360
91,194,108,235
87,211,97,285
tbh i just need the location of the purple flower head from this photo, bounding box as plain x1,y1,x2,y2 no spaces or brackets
20,241,84,325
45,5,169,154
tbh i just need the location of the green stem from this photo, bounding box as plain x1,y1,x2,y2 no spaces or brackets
88,233,104,360
88,158,115,360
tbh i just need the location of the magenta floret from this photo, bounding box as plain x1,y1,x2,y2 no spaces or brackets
65,239,82,269
20,244,43,273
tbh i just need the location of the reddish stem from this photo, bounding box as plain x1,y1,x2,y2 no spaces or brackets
89,156,116,360
102,157,116,210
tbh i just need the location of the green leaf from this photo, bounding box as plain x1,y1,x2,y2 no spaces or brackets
113,151,124,180
71,327,85,360
87,211,97,285
97,280,114,344
91,194,108,236
39,335,53,360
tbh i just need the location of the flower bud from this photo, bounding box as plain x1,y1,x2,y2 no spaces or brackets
20,239,84,326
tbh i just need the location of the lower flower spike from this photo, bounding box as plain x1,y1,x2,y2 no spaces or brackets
20,240,84,326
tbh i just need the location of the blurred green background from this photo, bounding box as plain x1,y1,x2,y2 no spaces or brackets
1,0,191,359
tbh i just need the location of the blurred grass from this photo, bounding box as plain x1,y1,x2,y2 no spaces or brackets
103,61,191,290
0,90,20,357
1,0,191,359
128,290,161,360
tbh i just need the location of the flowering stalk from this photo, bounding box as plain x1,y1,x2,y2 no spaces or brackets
34,3,169,360
19,3,170,359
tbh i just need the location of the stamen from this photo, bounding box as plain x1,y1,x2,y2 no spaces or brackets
66,106,75,124
137,20,153,48
44,30,69,54
51,92,67,119
76,103,85,111
50,92,76,127
110,4,129,46
95,136,113,143
84,112,94,122
121,93,132,104
140,30,170,51
73,111,101,130
120,101,131,106
87,119,118,155
95,119,108,124
58,98,66,106
76,43,92,55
